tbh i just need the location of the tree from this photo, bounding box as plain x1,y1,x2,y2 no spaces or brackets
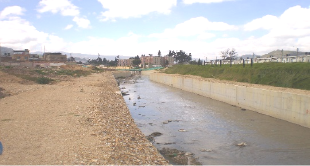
132,55,141,67
97,57,103,64
220,48,238,67
168,50,175,57
197,58,203,65
102,58,108,65
168,50,172,57
174,50,192,64
158,50,161,57
68,56,75,62
172,50,176,57
220,49,229,60
189,59,198,65
228,48,237,59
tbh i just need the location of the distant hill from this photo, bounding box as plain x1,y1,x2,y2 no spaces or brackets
262,50,307,58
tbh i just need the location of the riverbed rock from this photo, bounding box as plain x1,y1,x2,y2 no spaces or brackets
146,132,163,142
237,142,247,147
185,152,193,156
159,148,201,165
200,149,212,152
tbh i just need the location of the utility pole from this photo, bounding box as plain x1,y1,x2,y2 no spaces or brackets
297,48,299,57
281,49,283,62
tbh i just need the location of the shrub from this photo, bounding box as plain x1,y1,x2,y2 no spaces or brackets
36,77,53,84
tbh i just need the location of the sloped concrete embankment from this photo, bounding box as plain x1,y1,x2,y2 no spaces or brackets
149,73,310,129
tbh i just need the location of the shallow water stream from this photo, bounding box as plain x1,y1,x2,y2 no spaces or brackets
120,75,310,165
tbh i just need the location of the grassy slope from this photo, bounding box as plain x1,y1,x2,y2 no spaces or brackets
164,63,310,90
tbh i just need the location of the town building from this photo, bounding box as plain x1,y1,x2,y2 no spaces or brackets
140,55,175,68
43,52,67,62
12,49,30,61
118,59,133,67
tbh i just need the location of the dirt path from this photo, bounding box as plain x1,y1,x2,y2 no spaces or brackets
0,71,168,165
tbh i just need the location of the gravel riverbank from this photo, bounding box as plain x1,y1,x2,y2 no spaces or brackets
0,71,168,165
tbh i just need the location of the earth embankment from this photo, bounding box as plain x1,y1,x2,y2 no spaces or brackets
0,71,168,165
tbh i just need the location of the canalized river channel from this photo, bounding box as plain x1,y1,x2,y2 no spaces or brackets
120,74,310,165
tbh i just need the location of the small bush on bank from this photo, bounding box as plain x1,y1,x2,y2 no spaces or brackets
36,77,54,84
55,69,91,77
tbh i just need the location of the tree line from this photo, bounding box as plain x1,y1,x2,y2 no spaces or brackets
88,55,119,66
87,50,194,67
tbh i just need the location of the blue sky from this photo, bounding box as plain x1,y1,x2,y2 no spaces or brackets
0,0,309,59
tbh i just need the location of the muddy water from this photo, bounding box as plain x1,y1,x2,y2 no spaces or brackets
120,75,310,165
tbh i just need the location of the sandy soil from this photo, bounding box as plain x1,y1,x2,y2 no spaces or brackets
0,71,168,165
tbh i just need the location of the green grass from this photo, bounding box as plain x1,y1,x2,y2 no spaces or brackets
55,69,91,77
164,63,310,90
36,77,54,84
34,69,48,75
17,75,54,84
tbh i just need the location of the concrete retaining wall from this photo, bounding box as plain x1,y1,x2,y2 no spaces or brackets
150,73,310,128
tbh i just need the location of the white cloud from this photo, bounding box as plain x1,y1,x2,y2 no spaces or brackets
183,0,233,4
149,17,237,38
2,4,310,61
0,6,25,19
68,32,142,56
244,15,279,31
97,0,177,21
0,6,68,52
37,0,79,16
244,6,310,34
64,24,73,30
37,0,91,29
73,16,91,29
241,5,310,55
197,32,216,40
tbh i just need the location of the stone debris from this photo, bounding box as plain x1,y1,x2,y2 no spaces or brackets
77,72,168,165
237,142,247,147
178,129,187,132
159,148,201,165
146,132,163,142
200,149,212,152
